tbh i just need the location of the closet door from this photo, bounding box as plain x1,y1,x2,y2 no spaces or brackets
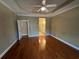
17,20,28,40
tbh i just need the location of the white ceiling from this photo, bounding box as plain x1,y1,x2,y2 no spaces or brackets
0,0,79,17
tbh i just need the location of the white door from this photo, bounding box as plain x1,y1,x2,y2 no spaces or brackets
17,20,28,40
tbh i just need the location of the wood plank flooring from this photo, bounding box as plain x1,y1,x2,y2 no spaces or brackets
2,36,79,59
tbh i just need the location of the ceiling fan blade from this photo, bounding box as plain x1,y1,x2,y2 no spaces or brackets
46,4,57,7
42,0,46,5
37,8,41,12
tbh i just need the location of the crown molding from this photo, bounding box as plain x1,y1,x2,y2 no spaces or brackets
17,13,51,17
0,0,15,13
17,4,79,17
0,0,79,17
51,4,79,17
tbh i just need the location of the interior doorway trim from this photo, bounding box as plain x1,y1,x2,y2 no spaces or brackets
17,20,29,40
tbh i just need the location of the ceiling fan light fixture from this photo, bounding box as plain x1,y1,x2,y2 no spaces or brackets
41,6,46,11
36,0,57,13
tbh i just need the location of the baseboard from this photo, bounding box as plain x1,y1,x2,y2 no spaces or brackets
28,34,39,37
0,40,17,59
50,34,79,51
28,33,50,37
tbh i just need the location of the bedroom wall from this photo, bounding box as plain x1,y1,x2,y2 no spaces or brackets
46,18,51,35
50,6,79,48
17,16,51,37
0,2,17,56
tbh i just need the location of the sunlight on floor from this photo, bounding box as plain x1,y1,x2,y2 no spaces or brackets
39,18,46,50
39,35,46,50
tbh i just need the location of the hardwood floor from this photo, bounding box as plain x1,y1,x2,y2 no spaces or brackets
2,36,79,59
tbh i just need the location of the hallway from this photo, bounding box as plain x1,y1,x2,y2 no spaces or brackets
2,36,79,59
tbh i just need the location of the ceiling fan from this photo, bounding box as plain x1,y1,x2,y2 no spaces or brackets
36,0,57,13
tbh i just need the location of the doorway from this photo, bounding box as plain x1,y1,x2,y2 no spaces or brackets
39,18,46,36
17,20,29,40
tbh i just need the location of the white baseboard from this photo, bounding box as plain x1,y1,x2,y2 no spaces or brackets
28,34,39,37
50,34,79,51
0,40,17,59
28,33,50,37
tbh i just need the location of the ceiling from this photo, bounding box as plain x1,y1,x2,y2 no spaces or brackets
0,0,79,17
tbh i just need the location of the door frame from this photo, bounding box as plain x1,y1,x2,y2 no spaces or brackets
17,20,29,40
